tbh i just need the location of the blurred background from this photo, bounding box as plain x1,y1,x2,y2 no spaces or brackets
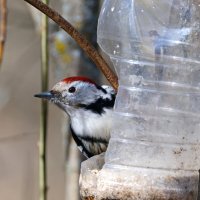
0,0,105,199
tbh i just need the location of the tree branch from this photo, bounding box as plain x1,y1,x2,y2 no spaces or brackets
24,0,118,91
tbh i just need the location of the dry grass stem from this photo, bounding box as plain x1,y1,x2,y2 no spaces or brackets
0,0,7,66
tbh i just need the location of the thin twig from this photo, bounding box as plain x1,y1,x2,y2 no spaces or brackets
24,0,118,91
39,0,49,200
0,0,7,66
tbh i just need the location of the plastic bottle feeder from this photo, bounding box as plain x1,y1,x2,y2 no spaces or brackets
80,0,200,199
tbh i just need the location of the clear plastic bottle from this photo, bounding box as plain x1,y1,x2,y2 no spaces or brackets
97,0,200,199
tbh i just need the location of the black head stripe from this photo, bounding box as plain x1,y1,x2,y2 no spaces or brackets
79,94,115,115
96,85,107,94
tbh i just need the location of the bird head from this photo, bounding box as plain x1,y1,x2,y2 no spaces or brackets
34,76,115,114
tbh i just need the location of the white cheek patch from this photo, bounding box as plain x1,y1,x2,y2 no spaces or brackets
101,85,115,100
62,91,68,98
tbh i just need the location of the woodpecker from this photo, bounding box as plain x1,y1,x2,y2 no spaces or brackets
34,76,116,158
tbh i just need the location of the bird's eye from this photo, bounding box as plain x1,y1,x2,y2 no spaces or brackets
68,86,76,93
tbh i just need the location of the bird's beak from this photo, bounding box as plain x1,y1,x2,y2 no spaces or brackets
34,91,53,100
